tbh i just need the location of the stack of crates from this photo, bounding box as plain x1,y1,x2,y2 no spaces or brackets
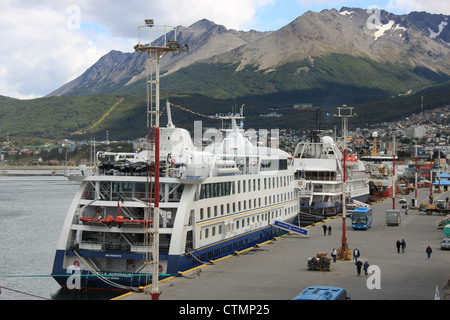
307,252,331,271
337,248,352,260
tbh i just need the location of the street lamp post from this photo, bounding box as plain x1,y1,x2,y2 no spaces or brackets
334,105,357,259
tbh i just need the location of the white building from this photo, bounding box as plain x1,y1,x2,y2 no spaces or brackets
405,125,426,140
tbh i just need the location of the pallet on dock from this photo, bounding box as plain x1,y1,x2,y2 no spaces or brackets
307,252,331,271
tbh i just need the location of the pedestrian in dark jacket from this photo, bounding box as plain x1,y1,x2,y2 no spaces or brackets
322,224,327,236
426,245,432,259
355,260,363,276
363,261,370,275
401,239,406,253
396,240,401,253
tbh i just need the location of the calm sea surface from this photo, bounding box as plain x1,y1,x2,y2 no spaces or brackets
0,171,117,300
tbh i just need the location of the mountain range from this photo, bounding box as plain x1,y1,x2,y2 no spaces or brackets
49,7,450,100
2,7,450,143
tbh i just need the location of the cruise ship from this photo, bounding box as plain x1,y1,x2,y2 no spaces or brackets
293,135,369,224
51,101,301,291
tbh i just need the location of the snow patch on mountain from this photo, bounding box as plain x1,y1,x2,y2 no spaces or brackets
429,20,448,39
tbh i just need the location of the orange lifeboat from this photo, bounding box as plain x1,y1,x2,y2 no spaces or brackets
80,216,102,225
102,215,115,226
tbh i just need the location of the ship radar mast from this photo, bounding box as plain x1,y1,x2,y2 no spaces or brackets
215,103,245,132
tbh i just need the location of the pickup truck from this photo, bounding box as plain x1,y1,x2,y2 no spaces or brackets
419,201,450,215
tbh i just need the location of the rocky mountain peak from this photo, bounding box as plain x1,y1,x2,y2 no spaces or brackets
48,8,450,98
189,19,218,30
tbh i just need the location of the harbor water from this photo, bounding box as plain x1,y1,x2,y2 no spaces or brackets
0,172,116,300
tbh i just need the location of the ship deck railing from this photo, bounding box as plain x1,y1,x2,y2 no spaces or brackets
95,163,257,180
74,239,170,254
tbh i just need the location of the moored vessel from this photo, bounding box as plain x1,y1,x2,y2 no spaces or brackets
51,21,301,292
293,135,369,225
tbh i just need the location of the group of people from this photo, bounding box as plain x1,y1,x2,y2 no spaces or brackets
396,239,407,253
353,248,370,276
330,247,370,276
324,216,435,278
395,239,433,258
331,241,433,277
322,223,332,236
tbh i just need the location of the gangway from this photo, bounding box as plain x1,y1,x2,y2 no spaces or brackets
272,220,309,237
352,199,370,208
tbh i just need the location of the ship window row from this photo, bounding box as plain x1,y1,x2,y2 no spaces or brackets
199,182,234,200
295,170,337,181
200,203,299,240
198,191,296,220
197,175,294,201
260,159,288,171
239,175,293,193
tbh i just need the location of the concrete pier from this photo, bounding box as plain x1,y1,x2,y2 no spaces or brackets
117,188,450,300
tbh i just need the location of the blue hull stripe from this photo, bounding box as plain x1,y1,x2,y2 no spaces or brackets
52,217,296,291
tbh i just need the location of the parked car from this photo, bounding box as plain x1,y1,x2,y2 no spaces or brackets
441,238,450,250
399,198,407,204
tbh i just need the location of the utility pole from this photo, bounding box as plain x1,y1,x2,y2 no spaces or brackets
134,19,187,300
334,105,357,259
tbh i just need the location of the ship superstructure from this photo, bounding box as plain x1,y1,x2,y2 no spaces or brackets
51,101,300,291
293,135,369,224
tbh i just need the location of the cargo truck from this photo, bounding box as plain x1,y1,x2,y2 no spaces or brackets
386,209,401,226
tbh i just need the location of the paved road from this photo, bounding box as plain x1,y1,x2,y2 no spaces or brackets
118,188,450,300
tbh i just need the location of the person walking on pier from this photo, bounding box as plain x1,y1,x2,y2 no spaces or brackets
328,225,332,235
363,261,370,276
426,245,432,259
322,223,327,236
353,248,360,262
396,240,401,253
401,239,406,253
331,248,337,263
355,260,363,276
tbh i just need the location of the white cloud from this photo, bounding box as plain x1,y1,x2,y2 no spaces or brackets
0,0,272,99
79,0,271,35
0,2,115,99
387,0,450,15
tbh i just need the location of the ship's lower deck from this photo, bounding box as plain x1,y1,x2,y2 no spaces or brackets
52,215,297,291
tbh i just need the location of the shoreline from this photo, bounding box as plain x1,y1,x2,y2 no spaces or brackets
1,165,72,171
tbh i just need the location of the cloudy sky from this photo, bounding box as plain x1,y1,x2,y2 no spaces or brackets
1,0,449,100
